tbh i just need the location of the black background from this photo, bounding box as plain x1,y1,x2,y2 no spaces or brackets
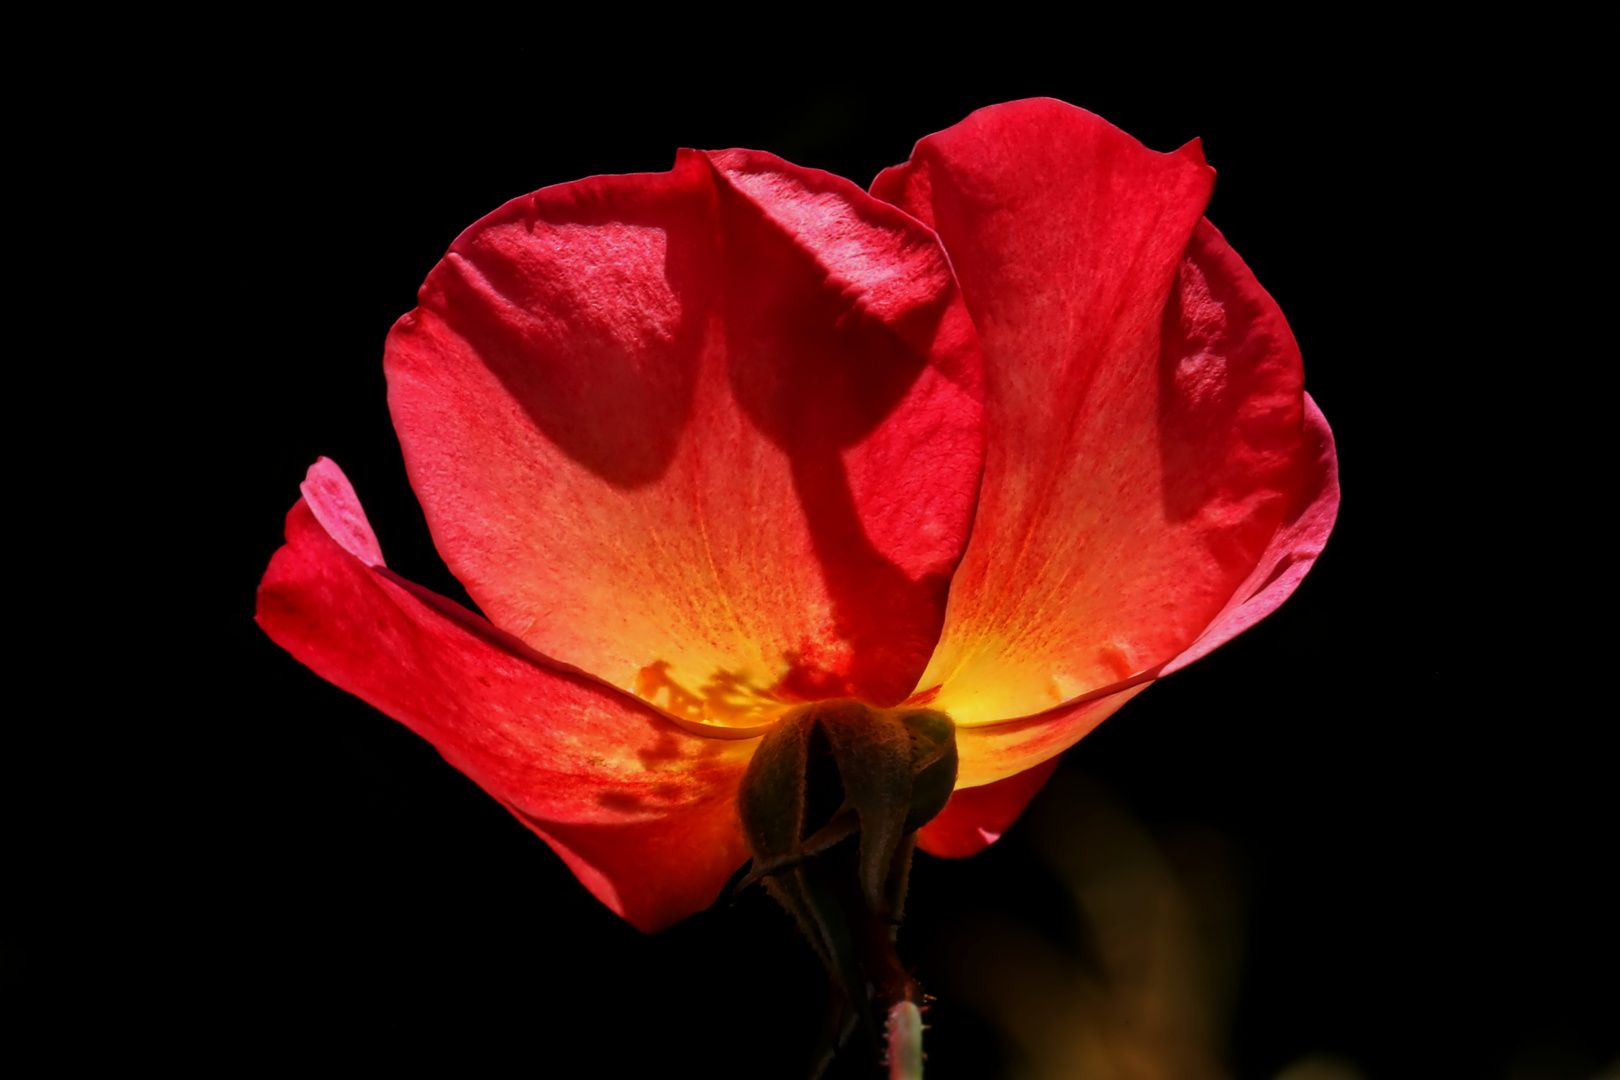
59,24,1610,1079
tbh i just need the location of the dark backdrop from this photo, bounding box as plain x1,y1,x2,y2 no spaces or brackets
89,26,1610,1079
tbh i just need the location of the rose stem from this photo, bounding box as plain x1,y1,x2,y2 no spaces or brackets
887,999,923,1079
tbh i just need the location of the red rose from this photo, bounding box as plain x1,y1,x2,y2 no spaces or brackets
257,99,1338,934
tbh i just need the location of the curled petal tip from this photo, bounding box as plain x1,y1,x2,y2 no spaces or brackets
297,457,385,568
257,467,753,932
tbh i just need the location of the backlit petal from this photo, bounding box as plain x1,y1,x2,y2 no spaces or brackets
914,399,1333,804
875,100,1332,742
1160,392,1339,675
385,150,984,728
915,755,1061,858
950,682,1151,790
255,460,756,932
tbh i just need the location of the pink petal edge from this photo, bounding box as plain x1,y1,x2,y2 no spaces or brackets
256,459,756,932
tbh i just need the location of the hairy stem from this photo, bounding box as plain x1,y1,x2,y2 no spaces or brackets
887,1000,923,1080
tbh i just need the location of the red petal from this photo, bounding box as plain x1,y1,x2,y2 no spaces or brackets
384,150,983,727
256,460,756,932
874,100,1337,759
915,754,1061,858
950,681,1153,789
1161,391,1340,675
931,397,1334,809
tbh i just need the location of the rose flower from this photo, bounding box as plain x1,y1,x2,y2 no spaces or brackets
256,99,1338,947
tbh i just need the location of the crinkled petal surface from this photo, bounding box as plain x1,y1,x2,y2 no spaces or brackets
875,99,1339,785
256,459,757,932
385,149,985,730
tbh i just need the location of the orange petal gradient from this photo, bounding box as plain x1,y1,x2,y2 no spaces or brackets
385,150,984,731
875,100,1338,786
256,459,757,932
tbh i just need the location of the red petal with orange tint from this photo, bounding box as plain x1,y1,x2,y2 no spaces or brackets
915,755,1062,858
909,396,1333,812
255,460,756,932
1162,390,1339,677
385,150,984,729
875,100,1337,779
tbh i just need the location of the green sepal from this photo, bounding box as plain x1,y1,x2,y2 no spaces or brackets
735,807,859,891
795,856,878,1052
738,709,811,861
817,703,916,913
737,700,958,911
899,708,958,834
734,699,957,1075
